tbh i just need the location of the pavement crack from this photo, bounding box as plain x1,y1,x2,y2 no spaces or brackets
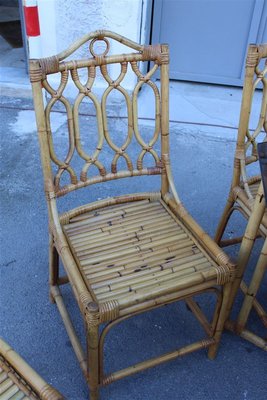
1,259,16,267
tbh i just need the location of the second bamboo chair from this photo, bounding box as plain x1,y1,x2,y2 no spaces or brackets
30,30,236,400
225,181,267,350
0,338,63,400
215,43,267,247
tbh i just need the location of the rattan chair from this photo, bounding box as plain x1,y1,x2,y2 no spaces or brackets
0,338,63,399
215,43,267,247
225,181,267,350
30,30,236,400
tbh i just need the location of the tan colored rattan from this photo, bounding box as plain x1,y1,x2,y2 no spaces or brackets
215,43,267,246
0,338,63,400
225,182,267,350
64,199,224,307
30,30,236,400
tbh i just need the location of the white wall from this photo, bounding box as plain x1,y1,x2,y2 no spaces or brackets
54,0,143,56
37,0,148,95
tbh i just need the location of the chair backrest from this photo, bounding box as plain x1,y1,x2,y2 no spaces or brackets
30,30,170,202
233,43,267,199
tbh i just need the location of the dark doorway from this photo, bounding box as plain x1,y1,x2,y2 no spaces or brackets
0,0,26,69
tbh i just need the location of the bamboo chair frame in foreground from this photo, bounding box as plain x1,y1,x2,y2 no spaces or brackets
225,181,267,351
30,31,236,400
0,338,63,399
215,43,267,247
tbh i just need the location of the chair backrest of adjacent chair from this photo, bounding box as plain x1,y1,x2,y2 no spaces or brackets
235,44,267,199
239,44,267,164
30,31,170,199
258,141,267,199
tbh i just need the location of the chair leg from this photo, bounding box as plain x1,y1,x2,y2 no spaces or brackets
214,196,235,244
235,238,267,334
49,233,59,303
208,282,233,360
87,303,100,400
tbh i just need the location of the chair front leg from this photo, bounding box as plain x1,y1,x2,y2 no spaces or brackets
208,282,233,359
87,302,100,400
214,195,235,244
49,233,59,303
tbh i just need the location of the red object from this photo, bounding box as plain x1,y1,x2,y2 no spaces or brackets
24,6,40,37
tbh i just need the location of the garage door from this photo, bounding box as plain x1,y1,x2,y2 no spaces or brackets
151,0,267,85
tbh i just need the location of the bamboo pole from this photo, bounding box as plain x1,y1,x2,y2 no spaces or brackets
102,338,215,385
50,286,87,377
160,44,170,196
86,303,100,400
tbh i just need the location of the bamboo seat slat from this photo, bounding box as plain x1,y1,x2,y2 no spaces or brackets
69,200,150,222
7,391,26,400
9,394,26,400
74,225,179,253
65,206,165,234
0,384,20,400
94,262,212,301
66,212,173,237
0,378,13,396
66,201,162,229
89,247,201,287
82,237,194,276
93,259,209,295
69,218,177,244
0,372,8,384
97,266,213,302
63,200,221,307
77,230,186,259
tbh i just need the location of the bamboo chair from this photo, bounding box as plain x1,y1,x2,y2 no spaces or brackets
215,43,267,247
0,338,63,399
30,30,236,400
225,181,267,350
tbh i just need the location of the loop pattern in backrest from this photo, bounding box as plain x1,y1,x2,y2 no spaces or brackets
30,31,169,198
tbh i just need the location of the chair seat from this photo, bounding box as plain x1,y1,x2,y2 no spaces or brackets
63,199,222,308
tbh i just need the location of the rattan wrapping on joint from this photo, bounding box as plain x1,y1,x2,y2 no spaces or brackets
30,66,43,82
214,265,232,285
39,56,59,75
246,52,259,67
40,385,63,400
99,300,120,322
143,44,161,63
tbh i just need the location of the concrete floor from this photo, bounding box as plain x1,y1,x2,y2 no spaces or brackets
0,84,266,399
